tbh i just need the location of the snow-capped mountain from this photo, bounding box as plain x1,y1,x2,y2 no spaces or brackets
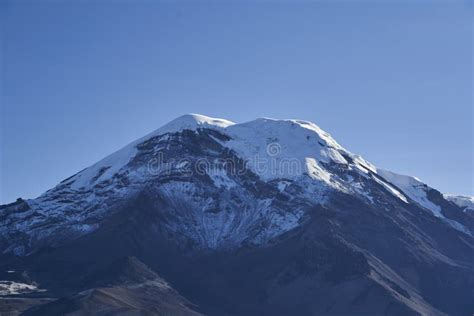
1,114,471,255
1,114,473,315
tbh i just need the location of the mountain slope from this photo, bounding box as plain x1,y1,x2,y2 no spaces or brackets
1,114,473,315
23,257,202,316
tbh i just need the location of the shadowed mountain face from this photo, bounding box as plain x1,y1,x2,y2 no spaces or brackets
22,257,202,316
0,115,473,315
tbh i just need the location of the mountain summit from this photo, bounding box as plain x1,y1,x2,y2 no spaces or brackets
1,114,473,315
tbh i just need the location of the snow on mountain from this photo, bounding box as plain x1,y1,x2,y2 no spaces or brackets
69,115,352,190
370,174,408,203
2,114,473,316
224,118,348,184
53,114,362,196
376,169,440,215
375,170,473,235
70,114,235,190
157,113,235,134
445,194,474,212
58,114,388,193
0,281,42,295
374,170,473,234
1,114,471,256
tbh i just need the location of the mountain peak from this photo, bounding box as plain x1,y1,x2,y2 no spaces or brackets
2,115,473,316
7,113,470,256
229,117,343,151
154,114,235,135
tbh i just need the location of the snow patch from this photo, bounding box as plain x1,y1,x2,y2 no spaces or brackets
0,281,43,296
208,167,236,189
276,180,292,192
372,175,409,204
305,158,333,185
377,169,440,216
156,114,235,134
444,194,474,212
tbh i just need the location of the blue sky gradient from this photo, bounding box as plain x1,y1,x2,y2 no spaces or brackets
1,1,472,203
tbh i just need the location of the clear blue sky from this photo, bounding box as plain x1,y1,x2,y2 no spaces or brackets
1,1,472,203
